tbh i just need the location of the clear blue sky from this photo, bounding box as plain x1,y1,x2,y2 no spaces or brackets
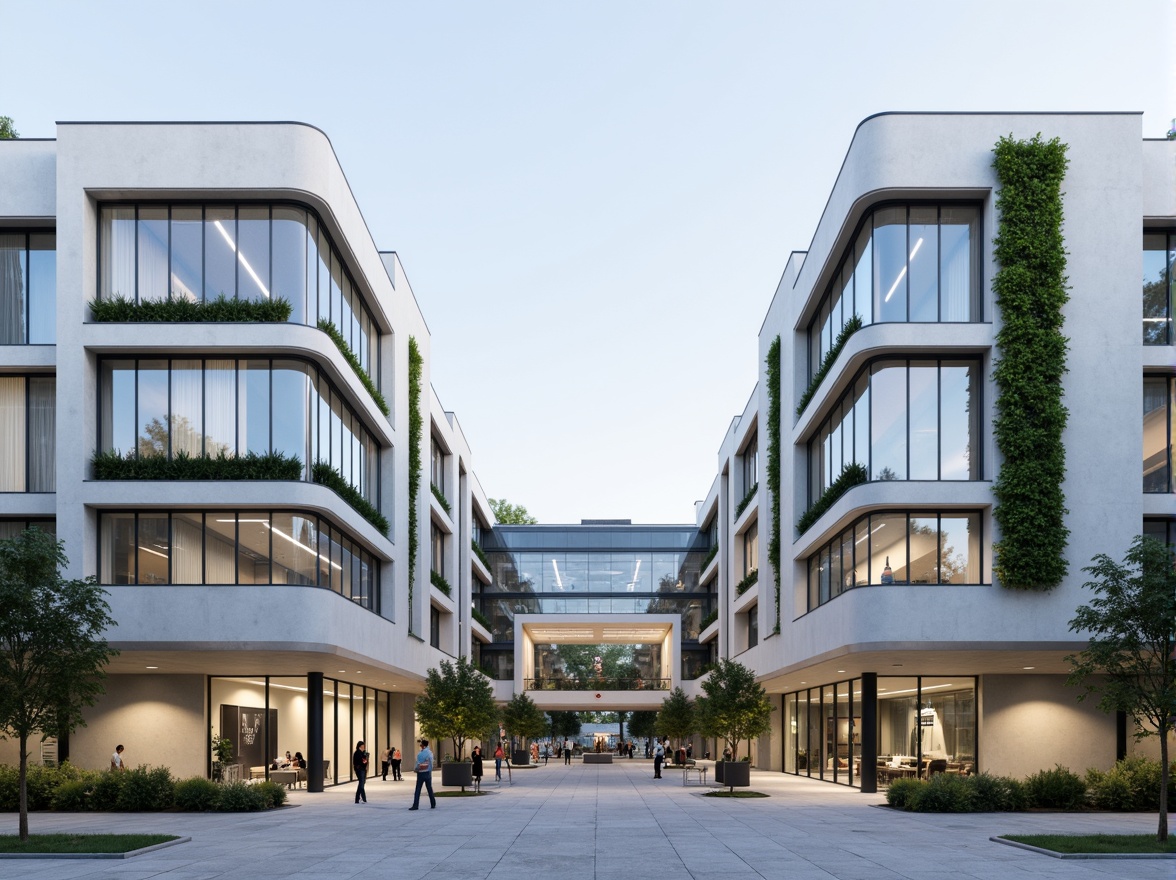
5,1,1173,523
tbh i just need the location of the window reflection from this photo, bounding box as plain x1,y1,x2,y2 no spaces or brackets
98,509,379,610
99,356,379,500
97,204,380,374
810,358,980,500
1143,376,1174,493
807,510,983,610
1142,232,1173,345
807,204,980,377
0,231,57,345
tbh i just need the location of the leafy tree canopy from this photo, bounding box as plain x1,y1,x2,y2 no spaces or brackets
489,498,538,524
413,656,497,762
0,116,17,139
500,692,547,745
0,528,117,840
547,711,582,739
627,710,658,741
655,686,696,746
1066,535,1175,842
695,659,773,759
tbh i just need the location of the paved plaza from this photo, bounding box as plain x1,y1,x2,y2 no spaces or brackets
2,760,1169,879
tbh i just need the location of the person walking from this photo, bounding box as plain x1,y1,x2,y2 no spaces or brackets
471,745,484,793
493,742,504,783
392,746,403,781
409,738,436,810
653,738,664,779
110,744,126,772
353,740,369,803
381,745,391,781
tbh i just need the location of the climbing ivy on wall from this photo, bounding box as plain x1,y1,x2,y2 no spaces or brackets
990,134,1070,591
408,337,424,625
765,335,782,632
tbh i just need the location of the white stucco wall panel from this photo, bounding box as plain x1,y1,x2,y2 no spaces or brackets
0,140,56,219
980,674,1117,778
1141,139,1176,219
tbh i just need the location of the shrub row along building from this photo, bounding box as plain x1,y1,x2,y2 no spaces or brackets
0,113,1171,792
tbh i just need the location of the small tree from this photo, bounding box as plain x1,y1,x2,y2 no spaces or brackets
489,498,538,524
1066,535,1176,842
414,656,498,763
656,687,696,749
548,710,582,740
696,659,773,769
0,528,117,841
628,710,657,748
0,116,18,139
500,692,547,756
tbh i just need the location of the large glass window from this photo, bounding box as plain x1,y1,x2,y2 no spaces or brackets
1144,376,1174,493
0,376,55,492
809,358,980,500
0,231,56,344
806,510,983,610
97,204,380,374
806,204,981,377
98,509,381,610
98,356,379,503
1143,232,1174,345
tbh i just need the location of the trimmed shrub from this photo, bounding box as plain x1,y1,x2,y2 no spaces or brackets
93,448,303,481
316,319,390,415
1024,765,1086,810
312,461,389,535
175,777,222,812
1086,756,1172,811
915,773,973,812
116,766,175,811
796,314,862,417
796,462,867,535
216,780,266,812
91,771,126,811
255,780,288,809
50,778,96,811
90,294,292,323
885,777,924,810
968,772,1028,812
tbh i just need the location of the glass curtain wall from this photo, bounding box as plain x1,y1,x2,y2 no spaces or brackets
98,509,379,611
1143,232,1174,345
808,204,981,376
806,510,983,610
99,205,378,375
809,358,981,500
99,356,379,502
1143,376,1173,493
0,232,55,344
785,675,976,787
0,376,55,491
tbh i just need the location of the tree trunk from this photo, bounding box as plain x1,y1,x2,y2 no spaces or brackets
1159,722,1169,843
18,734,28,842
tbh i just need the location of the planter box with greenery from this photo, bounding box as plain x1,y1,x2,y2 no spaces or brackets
90,294,292,324
93,449,302,481
796,462,867,535
316,319,389,416
430,570,452,597
431,483,452,515
414,657,497,790
796,315,862,417
311,461,388,536
696,659,772,791
735,569,758,596
734,483,758,519
718,760,750,788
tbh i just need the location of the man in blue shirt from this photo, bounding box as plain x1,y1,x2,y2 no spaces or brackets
409,738,436,810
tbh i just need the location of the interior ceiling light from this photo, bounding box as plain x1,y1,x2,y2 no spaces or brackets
213,219,270,298
884,236,924,303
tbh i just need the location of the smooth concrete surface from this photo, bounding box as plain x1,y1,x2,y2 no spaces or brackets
2,760,1168,879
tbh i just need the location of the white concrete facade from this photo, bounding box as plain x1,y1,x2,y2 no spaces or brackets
701,112,1174,783
0,122,495,785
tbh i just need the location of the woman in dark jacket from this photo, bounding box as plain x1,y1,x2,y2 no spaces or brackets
471,745,484,793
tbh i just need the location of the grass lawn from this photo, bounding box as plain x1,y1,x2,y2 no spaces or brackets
703,791,769,798
0,834,179,854
1003,834,1176,855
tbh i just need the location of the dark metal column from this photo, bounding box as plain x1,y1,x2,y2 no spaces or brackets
859,673,878,794
307,672,324,792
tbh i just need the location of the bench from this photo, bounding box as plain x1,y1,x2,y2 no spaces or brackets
681,766,708,786
270,768,305,788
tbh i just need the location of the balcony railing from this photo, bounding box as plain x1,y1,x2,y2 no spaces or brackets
523,677,671,691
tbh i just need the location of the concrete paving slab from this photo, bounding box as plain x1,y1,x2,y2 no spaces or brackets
1,761,1171,879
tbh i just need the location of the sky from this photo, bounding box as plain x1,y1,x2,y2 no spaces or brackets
3,1,1173,524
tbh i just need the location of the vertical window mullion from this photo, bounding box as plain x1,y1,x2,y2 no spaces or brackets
133,361,140,461
167,360,173,461
233,206,240,300
201,512,207,586
166,206,173,302
936,361,942,480
936,206,943,322
133,512,140,585
133,206,139,304
201,206,207,305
